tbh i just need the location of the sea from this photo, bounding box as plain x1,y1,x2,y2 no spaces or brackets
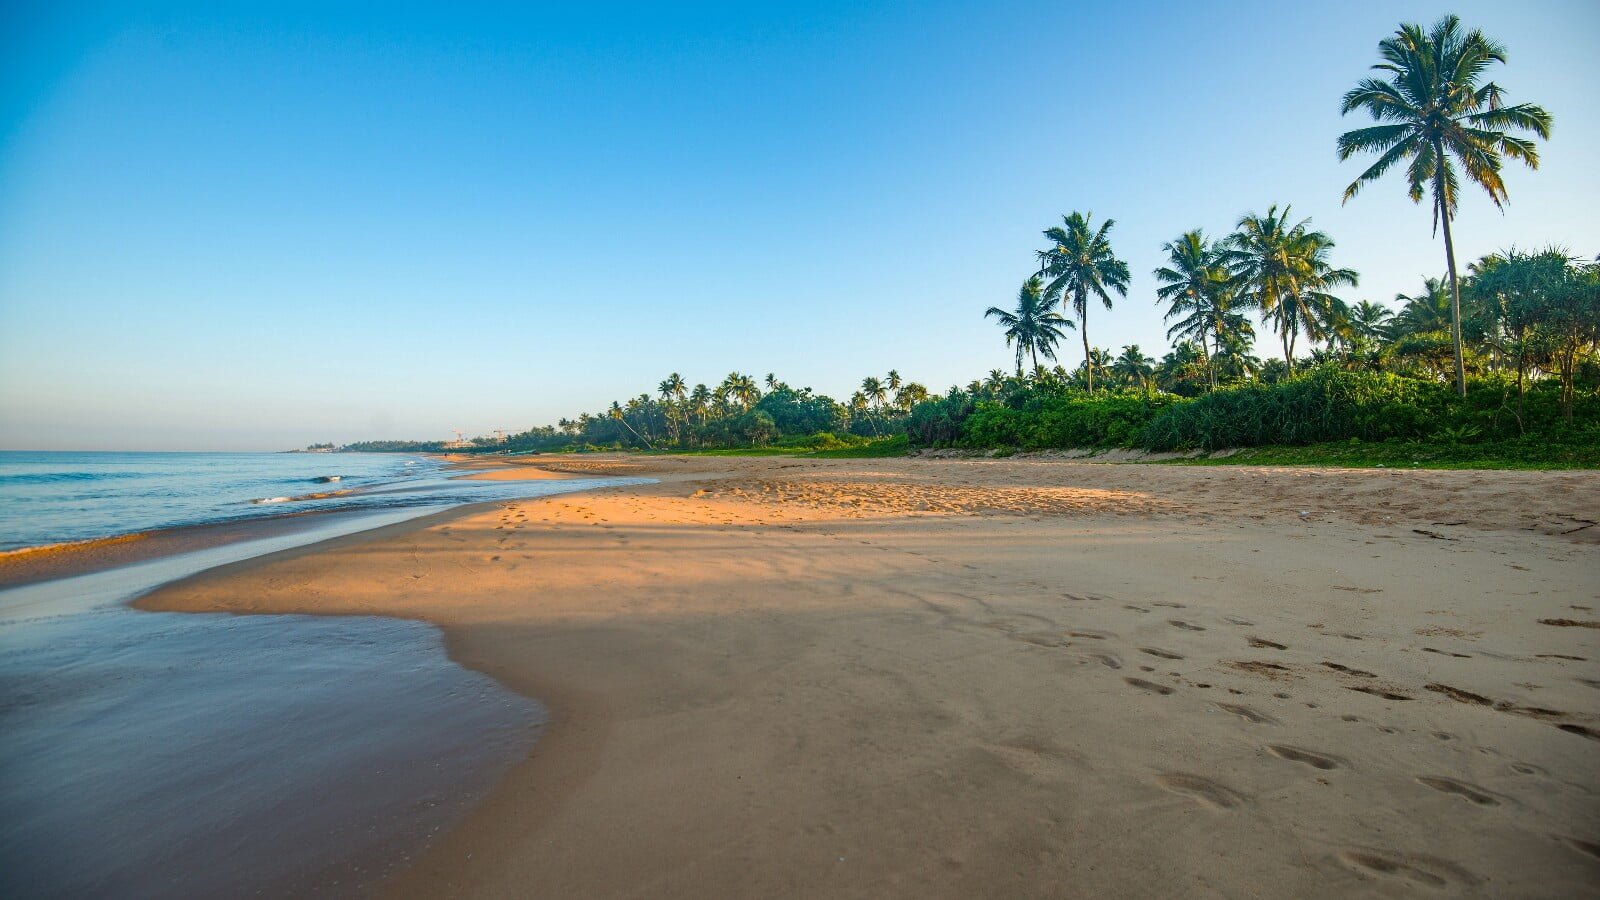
3,450,506,551
0,451,652,897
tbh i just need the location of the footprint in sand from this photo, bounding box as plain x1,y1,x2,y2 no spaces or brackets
1156,773,1244,809
1349,686,1411,701
1125,677,1174,695
1153,601,1187,609
1215,703,1279,725
1139,647,1184,660
1267,745,1343,770
1248,637,1287,650
1224,616,1255,626
1086,653,1122,670
1561,837,1600,860
1417,776,1500,806
1425,683,1491,705
1168,620,1205,631
1123,605,1150,613
1557,723,1600,741
1337,849,1477,888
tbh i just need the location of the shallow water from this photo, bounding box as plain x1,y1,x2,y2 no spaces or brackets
0,474,654,898
0,609,535,898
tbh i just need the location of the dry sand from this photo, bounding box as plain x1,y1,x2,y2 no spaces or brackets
135,455,1600,897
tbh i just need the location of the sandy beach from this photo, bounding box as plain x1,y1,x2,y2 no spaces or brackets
132,454,1600,897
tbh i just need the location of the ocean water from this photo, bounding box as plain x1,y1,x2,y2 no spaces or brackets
0,453,656,897
0,450,448,551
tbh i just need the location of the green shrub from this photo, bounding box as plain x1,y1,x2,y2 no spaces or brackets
959,391,1177,450
1140,367,1450,451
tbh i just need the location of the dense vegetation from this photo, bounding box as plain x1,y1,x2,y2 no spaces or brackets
335,17,1595,469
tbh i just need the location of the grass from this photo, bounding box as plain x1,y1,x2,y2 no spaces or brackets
1161,436,1600,471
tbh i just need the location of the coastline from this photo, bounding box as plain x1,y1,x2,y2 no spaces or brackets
133,454,1600,897
0,455,641,897
0,453,577,590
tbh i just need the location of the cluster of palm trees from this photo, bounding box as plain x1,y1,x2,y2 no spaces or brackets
988,15,1558,401
985,237,1597,412
544,369,934,449
989,205,1360,391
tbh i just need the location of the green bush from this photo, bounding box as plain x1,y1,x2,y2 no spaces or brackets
905,395,975,447
959,391,1177,450
1140,367,1449,451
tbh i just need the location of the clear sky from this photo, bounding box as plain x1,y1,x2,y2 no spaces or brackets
2,1,1596,450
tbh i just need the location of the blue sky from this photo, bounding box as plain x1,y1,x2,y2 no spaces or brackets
2,1,1596,450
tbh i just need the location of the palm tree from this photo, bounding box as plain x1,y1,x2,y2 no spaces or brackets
1348,300,1394,344
861,376,888,410
1073,348,1113,390
1338,15,1553,396
895,383,929,413
1036,212,1130,392
719,372,759,411
1212,331,1262,382
1111,345,1156,391
689,383,712,426
1156,342,1207,395
1224,205,1358,375
985,275,1074,374
658,373,686,442
1392,278,1454,335
608,401,653,449
1153,230,1236,390
849,388,879,436
885,370,902,394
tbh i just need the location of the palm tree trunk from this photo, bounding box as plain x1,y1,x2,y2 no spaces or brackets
1029,344,1039,375
1078,292,1093,393
1201,331,1215,391
1434,157,1468,398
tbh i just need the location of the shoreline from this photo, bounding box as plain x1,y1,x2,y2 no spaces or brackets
133,454,1600,896
0,453,582,590
0,456,643,897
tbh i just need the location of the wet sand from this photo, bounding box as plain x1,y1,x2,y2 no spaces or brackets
136,455,1600,897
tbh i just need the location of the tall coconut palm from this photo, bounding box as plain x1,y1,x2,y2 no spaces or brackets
1036,212,1130,392
885,370,902,394
985,275,1074,374
1153,230,1237,390
1224,206,1358,375
1338,15,1553,396
1111,345,1156,391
